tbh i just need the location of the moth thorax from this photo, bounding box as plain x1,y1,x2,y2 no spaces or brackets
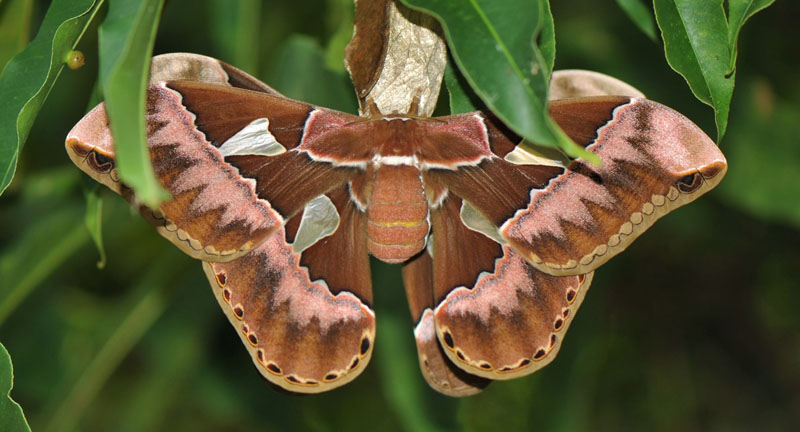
366,165,429,264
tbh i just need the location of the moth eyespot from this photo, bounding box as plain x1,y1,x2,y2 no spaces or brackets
455,349,466,361
360,337,371,356
676,172,703,193
324,373,339,382
533,349,546,360
349,357,360,370
286,376,301,384
222,288,232,303
215,271,227,286
562,309,570,318
566,289,577,303
305,380,319,386
554,318,564,330
478,362,492,370
519,359,532,367
247,333,258,346
550,334,557,347
256,349,265,363
233,305,244,319
241,323,249,334
65,50,85,70
89,151,114,172
442,330,455,349
266,363,282,375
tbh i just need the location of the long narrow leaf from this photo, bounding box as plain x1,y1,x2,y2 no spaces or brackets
99,0,169,208
727,0,774,71
0,0,99,196
539,0,555,80
268,35,357,113
653,0,733,141
83,185,107,269
0,342,30,432
324,0,355,72
616,0,657,40
207,0,261,74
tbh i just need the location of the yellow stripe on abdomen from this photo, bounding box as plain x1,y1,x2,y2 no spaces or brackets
367,166,430,264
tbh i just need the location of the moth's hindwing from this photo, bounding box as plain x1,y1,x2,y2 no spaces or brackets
204,186,375,393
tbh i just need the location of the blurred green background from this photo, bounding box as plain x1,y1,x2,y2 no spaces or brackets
1,0,798,430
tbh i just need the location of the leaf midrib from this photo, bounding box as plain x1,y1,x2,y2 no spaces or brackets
466,0,540,103
673,0,712,103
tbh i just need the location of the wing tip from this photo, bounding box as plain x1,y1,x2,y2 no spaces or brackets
526,159,726,278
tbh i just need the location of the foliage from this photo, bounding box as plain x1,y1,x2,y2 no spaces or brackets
0,0,97,196
1,0,797,431
401,0,594,160
615,0,657,40
652,0,774,142
0,342,30,432
98,0,169,207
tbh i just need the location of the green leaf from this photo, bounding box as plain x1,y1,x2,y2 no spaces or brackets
653,0,734,141
324,0,355,72
401,0,593,161
268,34,357,114
206,0,261,74
0,0,34,69
539,0,555,79
99,0,169,208
83,184,107,269
615,0,657,40
0,0,99,197
0,342,30,432
444,58,483,114
727,0,774,72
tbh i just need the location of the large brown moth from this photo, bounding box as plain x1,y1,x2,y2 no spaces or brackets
65,52,726,396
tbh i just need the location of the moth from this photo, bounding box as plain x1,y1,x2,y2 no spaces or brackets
66,53,727,396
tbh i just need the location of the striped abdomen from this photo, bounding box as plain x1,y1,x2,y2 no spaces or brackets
367,165,429,264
